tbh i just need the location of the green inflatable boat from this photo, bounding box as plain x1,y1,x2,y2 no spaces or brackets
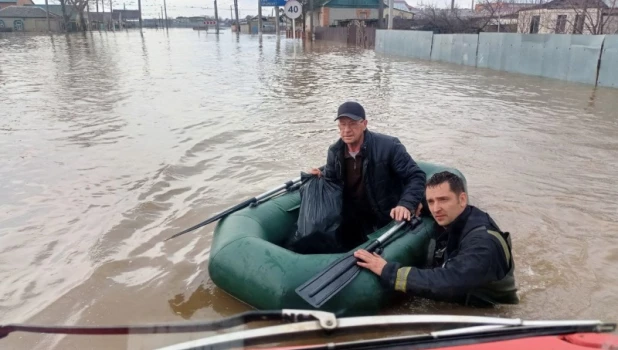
208,161,466,317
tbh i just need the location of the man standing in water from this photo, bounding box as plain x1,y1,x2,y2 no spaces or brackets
354,171,519,307
310,101,426,250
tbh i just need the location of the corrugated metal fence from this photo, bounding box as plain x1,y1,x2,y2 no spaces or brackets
374,30,618,88
314,25,376,49
597,36,618,88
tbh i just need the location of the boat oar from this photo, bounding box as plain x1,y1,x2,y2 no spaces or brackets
165,176,303,241
295,217,422,309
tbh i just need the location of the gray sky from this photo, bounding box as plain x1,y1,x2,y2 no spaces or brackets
43,0,477,20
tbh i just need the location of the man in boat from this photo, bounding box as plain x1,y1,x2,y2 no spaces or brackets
354,171,519,307
309,101,426,250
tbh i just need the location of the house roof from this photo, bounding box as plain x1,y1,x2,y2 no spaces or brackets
520,0,609,11
88,12,112,21
0,5,58,18
323,0,381,8
113,9,140,20
25,4,78,20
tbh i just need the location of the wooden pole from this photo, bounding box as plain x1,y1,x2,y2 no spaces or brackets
163,0,169,29
387,0,393,29
233,0,240,33
101,0,104,29
45,0,50,31
258,0,262,35
309,0,313,39
138,0,142,28
378,0,383,28
214,0,219,33
275,6,279,34
109,0,113,30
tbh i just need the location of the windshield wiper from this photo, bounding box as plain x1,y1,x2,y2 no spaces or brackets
0,309,336,339
155,314,616,350
2,309,614,350
276,323,617,350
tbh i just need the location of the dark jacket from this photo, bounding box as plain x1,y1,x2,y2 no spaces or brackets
321,130,426,227
380,205,519,307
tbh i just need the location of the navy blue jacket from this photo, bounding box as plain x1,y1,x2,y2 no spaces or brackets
380,205,519,306
322,130,426,227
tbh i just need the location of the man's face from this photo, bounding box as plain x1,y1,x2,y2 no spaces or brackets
426,182,467,226
337,117,367,145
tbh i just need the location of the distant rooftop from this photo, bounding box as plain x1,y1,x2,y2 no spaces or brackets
322,0,381,8
520,0,610,10
0,5,59,17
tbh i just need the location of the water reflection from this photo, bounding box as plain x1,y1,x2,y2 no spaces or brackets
168,284,213,319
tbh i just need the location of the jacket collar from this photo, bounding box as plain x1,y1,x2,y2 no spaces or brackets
444,205,472,238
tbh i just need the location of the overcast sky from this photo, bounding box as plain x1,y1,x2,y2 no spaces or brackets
43,0,477,19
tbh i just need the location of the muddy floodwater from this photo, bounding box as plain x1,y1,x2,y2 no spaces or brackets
1,28,617,349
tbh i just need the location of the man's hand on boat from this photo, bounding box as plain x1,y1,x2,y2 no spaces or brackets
354,249,387,276
390,203,422,221
308,168,322,177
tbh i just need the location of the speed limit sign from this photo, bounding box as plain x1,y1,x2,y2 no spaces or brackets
284,0,301,19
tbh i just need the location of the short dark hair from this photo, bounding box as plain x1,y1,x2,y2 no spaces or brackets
426,171,466,195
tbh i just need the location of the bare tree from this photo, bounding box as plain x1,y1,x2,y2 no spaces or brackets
59,0,71,31
65,0,89,31
517,0,618,34
517,7,544,32
413,1,499,33
564,0,618,34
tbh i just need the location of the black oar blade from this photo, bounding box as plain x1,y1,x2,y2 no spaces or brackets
296,253,361,309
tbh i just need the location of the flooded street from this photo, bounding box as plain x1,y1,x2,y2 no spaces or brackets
1,28,618,349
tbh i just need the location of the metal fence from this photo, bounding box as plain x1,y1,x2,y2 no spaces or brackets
375,30,618,88
314,25,376,49
598,35,618,88
375,30,433,60
430,34,479,67
477,33,605,85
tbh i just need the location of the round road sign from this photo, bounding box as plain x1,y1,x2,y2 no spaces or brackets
284,0,302,19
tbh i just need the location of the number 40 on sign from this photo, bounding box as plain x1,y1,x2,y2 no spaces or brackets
284,0,301,19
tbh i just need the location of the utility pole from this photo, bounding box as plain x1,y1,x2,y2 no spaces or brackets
109,0,113,30
387,0,393,29
101,0,104,29
233,0,239,33
163,0,169,29
378,0,384,28
309,0,313,40
160,6,163,27
138,0,142,28
214,0,219,34
258,0,262,35
45,0,50,31
95,0,98,12
230,5,232,22
86,0,90,30
275,6,279,34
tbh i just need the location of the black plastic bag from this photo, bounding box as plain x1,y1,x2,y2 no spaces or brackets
285,172,344,254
